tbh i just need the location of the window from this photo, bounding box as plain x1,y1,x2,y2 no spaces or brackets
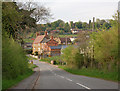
34,48,35,50
38,43,40,46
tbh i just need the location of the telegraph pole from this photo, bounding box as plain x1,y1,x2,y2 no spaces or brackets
93,17,95,32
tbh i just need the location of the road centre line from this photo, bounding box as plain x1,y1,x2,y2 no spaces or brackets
60,76,65,78
76,83,91,90
66,78,72,81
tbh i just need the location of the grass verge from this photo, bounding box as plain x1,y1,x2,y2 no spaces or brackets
58,66,118,82
2,63,38,90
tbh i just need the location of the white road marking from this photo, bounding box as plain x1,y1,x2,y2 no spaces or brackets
60,76,64,78
76,83,91,90
66,78,72,81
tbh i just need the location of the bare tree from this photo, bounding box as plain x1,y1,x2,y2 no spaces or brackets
17,2,53,23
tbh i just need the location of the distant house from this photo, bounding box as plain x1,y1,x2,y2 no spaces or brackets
32,31,61,57
70,37,77,43
71,29,80,34
59,37,71,45
54,37,71,45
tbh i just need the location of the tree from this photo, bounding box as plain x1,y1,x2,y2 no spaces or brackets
75,21,82,29
102,22,111,30
17,2,52,23
2,2,23,39
70,21,75,29
82,22,89,30
64,22,70,33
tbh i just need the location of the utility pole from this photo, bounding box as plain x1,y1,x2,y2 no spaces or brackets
93,17,95,32
66,36,67,46
92,17,95,67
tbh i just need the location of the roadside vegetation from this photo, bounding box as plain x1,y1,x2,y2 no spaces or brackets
2,35,37,90
59,12,119,82
2,2,51,90
40,12,119,82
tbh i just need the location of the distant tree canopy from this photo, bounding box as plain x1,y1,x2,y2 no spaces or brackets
36,18,113,34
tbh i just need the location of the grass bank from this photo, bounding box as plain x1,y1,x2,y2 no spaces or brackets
58,66,118,82
2,63,37,90
39,56,61,64
2,69,33,90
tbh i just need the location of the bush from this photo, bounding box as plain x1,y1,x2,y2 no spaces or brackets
2,35,31,80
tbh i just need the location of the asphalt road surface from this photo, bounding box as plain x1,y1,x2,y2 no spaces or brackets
11,60,118,90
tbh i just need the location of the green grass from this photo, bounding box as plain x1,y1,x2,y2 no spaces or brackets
39,56,61,64
40,58,51,64
2,69,33,90
28,63,38,69
59,34,77,38
27,56,38,60
2,63,38,90
58,66,118,82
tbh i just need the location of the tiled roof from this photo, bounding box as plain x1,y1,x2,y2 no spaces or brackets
60,38,71,43
49,45,62,49
42,38,50,43
33,35,45,44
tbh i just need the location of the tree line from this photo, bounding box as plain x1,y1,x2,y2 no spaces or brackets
35,18,112,34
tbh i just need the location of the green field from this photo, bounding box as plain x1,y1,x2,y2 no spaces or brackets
58,34,77,38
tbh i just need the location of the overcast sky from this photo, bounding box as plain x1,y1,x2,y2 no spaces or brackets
17,0,119,23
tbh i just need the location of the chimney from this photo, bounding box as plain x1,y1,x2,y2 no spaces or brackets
51,36,53,40
45,31,47,36
36,32,39,37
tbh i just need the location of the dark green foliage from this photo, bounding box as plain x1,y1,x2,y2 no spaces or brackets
75,21,82,29
2,2,36,42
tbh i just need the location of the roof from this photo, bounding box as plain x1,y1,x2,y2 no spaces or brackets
33,35,45,44
59,38,71,43
42,38,50,43
49,45,62,49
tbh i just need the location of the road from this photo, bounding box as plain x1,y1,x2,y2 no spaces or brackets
11,60,118,90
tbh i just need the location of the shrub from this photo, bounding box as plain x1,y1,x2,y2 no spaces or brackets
2,35,31,80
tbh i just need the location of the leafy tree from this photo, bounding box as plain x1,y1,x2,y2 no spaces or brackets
82,22,89,30
64,22,70,33
70,21,75,29
75,21,82,29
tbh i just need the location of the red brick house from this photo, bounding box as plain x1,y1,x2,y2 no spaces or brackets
32,31,61,57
